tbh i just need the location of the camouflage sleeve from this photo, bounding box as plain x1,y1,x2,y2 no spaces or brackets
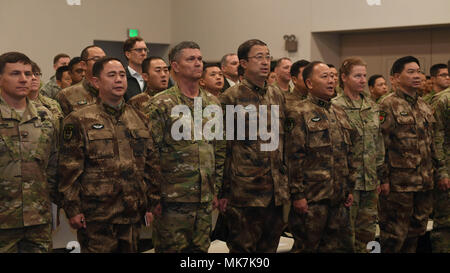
285,110,307,201
55,92,70,117
214,138,226,197
379,101,394,185
44,111,61,207
58,114,85,218
217,92,234,199
144,122,162,211
375,116,386,186
432,98,448,179
346,127,358,195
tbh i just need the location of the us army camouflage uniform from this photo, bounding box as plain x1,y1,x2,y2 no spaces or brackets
0,97,58,253
58,100,161,253
31,93,64,137
378,89,445,253
219,79,289,253
147,85,224,253
332,92,384,253
423,90,436,105
286,94,356,253
40,75,61,99
285,89,307,109
430,89,450,253
55,78,98,116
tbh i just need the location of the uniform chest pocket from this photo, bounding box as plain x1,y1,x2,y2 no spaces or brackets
393,113,418,150
130,129,150,157
306,119,331,148
87,129,115,159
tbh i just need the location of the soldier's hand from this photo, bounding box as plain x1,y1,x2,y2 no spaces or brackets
212,196,219,210
293,198,308,214
69,214,86,230
437,178,450,191
380,184,390,196
153,203,162,218
218,198,228,213
344,194,353,208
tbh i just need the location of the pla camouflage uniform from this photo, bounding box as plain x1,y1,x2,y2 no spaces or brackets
378,90,445,253
127,88,159,116
58,100,161,253
430,89,450,253
0,97,58,253
286,94,357,253
55,78,98,116
147,85,224,253
332,93,384,253
40,75,61,99
219,79,290,253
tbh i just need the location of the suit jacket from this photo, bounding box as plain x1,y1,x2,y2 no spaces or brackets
221,77,231,93
124,66,146,102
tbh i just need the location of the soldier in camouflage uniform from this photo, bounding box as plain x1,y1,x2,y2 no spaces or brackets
423,64,449,105
147,42,224,253
0,52,59,253
368,74,388,104
430,87,450,253
218,39,289,253
58,58,161,253
286,61,356,253
286,60,310,107
40,53,70,99
128,56,169,114
378,56,446,253
56,46,105,116
332,58,384,253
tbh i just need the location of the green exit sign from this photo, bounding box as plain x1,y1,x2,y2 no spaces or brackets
128,29,139,38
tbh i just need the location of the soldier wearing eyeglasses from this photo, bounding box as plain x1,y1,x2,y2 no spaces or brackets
123,37,149,101
55,46,106,116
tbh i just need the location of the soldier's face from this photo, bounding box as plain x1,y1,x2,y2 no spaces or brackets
306,63,335,100
395,62,421,91
126,41,148,66
0,62,32,100
69,62,86,85
433,68,450,90
143,59,169,92
199,66,224,92
222,55,239,78
94,60,127,100
275,59,292,82
291,67,307,92
30,70,41,92
86,47,106,76
241,45,271,81
58,71,72,89
267,72,277,85
370,77,388,97
172,48,203,81
329,67,338,88
342,65,367,94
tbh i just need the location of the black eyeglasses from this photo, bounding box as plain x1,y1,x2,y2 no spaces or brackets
130,48,149,54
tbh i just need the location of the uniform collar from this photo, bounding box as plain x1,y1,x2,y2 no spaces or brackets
395,88,418,105
308,94,332,110
242,78,267,95
342,92,371,110
82,78,99,97
99,99,125,117
0,96,39,122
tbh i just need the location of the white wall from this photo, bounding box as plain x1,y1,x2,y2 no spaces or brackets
0,0,172,81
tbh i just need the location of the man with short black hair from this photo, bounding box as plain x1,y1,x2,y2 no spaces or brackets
56,66,72,90
68,57,86,85
378,56,446,253
41,53,70,99
423,63,449,104
0,52,59,253
199,63,224,97
368,74,388,103
55,45,105,116
289,59,310,103
123,37,148,101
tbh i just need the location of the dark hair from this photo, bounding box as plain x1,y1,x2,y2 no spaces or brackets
237,39,267,61
220,53,237,67
31,61,41,74
53,53,70,65
430,63,448,77
327,64,335,68
56,66,69,81
0,52,32,74
238,65,244,77
339,57,367,88
68,57,83,72
290,59,310,77
123,37,145,60
275,57,291,69
92,57,123,78
202,63,221,77
302,61,325,87
80,45,99,61
368,74,384,88
142,56,165,73
168,41,200,63
391,56,420,75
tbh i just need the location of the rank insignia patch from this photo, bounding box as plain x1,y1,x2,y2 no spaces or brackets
379,111,387,124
